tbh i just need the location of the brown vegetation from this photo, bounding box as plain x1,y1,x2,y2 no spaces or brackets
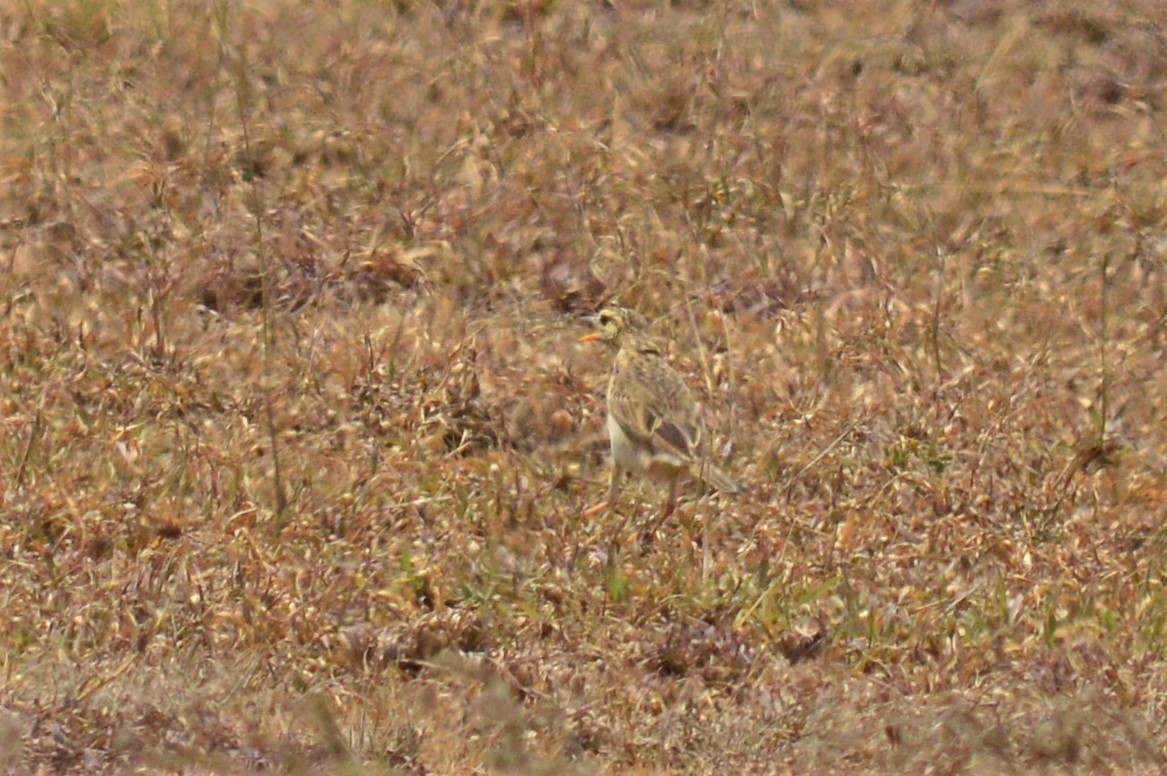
3,0,1167,772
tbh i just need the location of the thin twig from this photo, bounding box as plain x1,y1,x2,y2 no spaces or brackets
783,418,860,501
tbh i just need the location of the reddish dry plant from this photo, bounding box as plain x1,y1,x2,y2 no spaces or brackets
2,0,1167,773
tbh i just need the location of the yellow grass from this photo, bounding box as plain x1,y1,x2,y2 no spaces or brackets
3,0,1167,772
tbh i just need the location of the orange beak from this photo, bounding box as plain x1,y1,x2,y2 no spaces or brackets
578,332,600,343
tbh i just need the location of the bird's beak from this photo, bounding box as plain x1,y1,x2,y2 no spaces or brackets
578,332,600,343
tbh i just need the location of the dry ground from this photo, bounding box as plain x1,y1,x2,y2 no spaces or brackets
3,0,1167,773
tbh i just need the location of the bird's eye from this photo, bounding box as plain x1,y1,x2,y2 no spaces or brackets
599,312,613,326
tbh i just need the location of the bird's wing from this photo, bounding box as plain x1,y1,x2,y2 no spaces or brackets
609,358,703,466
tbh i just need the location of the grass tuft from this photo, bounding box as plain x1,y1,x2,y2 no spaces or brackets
4,0,1167,772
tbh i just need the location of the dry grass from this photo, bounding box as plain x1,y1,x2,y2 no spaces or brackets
3,0,1167,772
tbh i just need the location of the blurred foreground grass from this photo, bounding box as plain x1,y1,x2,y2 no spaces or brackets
3,1,1167,772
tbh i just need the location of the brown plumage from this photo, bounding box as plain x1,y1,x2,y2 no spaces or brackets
579,306,743,517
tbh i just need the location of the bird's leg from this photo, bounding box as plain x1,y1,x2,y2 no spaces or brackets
582,462,623,519
662,477,677,521
640,477,678,545
608,462,623,508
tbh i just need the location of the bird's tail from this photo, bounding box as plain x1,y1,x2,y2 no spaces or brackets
694,460,745,494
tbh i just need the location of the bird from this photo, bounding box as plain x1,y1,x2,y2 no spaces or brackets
579,305,743,520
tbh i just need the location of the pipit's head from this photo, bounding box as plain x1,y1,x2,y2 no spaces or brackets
578,306,651,348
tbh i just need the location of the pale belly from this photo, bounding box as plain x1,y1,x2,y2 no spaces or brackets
607,412,685,480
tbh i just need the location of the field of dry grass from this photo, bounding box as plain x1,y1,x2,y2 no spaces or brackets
3,0,1167,772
